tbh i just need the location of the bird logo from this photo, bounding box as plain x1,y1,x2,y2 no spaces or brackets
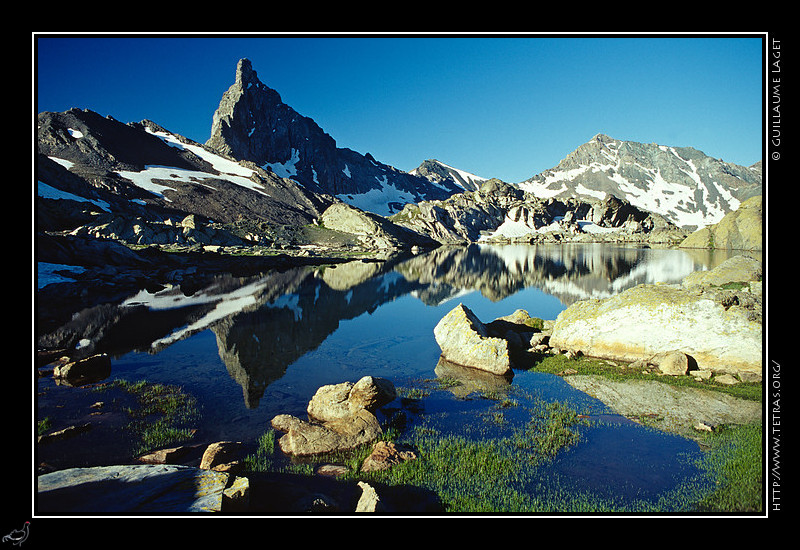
2,522,29,546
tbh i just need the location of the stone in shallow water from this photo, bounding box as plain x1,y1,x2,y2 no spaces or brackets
433,303,512,377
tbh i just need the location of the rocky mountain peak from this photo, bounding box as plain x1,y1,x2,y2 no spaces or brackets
203,59,461,216
591,133,616,144
410,159,488,192
235,58,257,86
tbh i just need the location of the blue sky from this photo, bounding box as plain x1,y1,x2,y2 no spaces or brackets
35,34,764,183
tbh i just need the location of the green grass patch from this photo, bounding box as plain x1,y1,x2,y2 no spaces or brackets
95,379,200,457
694,422,763,512
38,417,52,436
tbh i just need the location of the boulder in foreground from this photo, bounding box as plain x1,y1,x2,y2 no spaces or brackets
271,376,396,456
271,409,382,456
36,464,247,514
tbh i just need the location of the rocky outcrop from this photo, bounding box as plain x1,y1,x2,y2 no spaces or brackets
548,255,763,378
433,304,514,377
270,376,396,456
319,202,438,250
67,213,251,248
680,195,763,251
390,180,685,245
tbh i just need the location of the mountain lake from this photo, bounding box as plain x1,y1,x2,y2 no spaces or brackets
35,242,757,513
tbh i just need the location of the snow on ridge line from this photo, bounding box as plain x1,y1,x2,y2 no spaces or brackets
410,160,488,191
435,160,488,186
104,129,275,200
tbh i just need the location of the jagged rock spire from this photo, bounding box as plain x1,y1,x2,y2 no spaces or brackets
206,58,283,162
235,58,255,84
204,58,462,214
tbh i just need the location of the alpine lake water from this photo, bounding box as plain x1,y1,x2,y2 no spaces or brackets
36,242,748,512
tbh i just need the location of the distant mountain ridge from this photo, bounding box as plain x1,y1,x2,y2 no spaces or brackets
410,159,488,192
518,133,761,228
205,58,462,216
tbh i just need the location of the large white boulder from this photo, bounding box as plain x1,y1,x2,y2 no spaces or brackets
549,283,761,377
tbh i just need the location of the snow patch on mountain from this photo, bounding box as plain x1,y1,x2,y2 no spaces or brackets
37,181,111,212
263,148,301,180
479,214,615,242
336,177,420,217
113,128,273,200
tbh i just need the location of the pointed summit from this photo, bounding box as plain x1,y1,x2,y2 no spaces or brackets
206,58,285,161
591,133,615,144
204,59,461,216
235,58,256,84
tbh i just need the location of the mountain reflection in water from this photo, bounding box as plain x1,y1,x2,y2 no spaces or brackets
40,243,740,417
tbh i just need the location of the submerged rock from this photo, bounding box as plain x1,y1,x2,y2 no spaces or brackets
564,375,762,438
682,254,762,288
433,303,513,377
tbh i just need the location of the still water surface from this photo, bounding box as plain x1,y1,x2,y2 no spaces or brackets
38,243,741,506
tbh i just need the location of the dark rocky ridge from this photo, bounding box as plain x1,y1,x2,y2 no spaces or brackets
37,109,332,229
